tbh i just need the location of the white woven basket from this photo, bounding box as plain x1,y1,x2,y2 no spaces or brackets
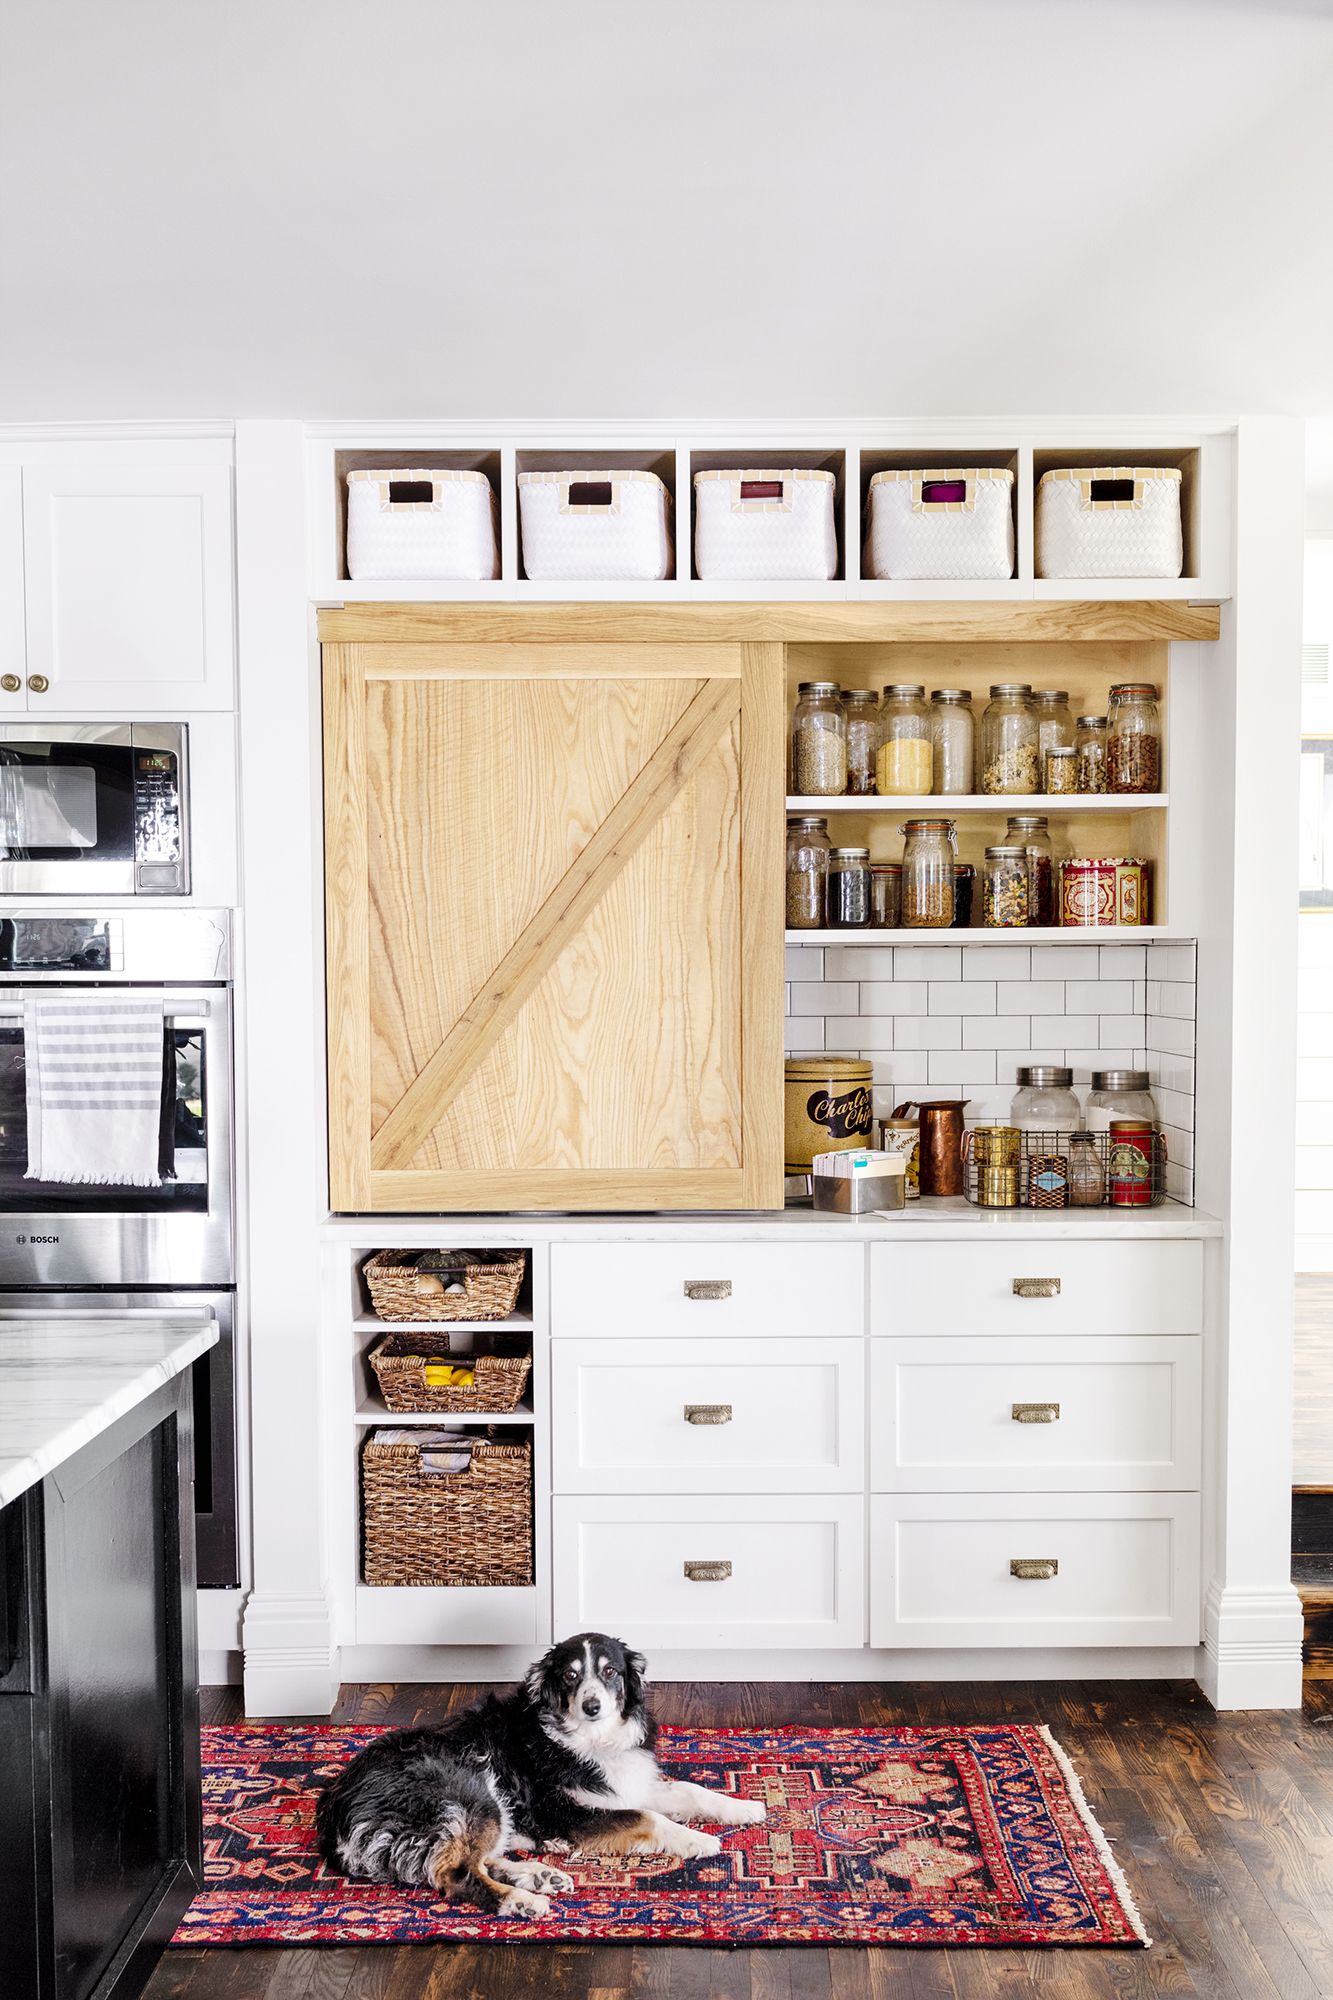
864,467,1014,580
346,468,499,582
693,468,838,581
518,469,672,581
1036,466,1183,579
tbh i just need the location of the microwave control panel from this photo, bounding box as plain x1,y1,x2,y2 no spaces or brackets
133,748,185,893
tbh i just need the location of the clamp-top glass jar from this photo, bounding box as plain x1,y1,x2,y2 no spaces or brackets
981,684,1039,794
791,681,846,795
840,688,880,796
1107,683,1161,794
876,685,932,795
900,818,957,928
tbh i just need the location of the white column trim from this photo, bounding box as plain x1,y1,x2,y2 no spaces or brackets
1198,1580,1305,1710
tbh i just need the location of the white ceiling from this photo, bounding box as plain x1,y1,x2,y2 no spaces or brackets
3,0,1333,421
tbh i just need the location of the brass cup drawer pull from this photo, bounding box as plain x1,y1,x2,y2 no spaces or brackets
684,1560,732,1583
1010,1558,1059,1581
684,1279,732,1301
684,1404,733,1425
1012,1402,1060,1424
1012,1277,1061,1299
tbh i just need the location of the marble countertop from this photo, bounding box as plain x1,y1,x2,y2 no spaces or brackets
0,1312,219,1509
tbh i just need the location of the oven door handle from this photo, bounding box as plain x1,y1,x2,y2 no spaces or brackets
0,997,215,1024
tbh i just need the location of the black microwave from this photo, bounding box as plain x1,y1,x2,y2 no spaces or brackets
0,723,188,895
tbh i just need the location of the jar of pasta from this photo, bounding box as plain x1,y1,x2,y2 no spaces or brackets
876,685,932,795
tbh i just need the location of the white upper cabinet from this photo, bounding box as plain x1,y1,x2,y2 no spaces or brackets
0,469,26,710
20,460,235,712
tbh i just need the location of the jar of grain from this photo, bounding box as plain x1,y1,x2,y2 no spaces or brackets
785,815,831,929
841,688,880,796
1032,689,1074,763
869,862,902,929
791,681,846,795
1076,714,1108,793
983,844,1030,927
1107,683,1161,793
1045,745,1078,794
1006,813,1055,927
980,684,1039,794
900,817,956,928
827,846,871,928
876,685,933,795
929,689,974,794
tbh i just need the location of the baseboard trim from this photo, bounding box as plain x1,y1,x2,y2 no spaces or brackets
241,1590,340,1715
1198,1580,1306,1709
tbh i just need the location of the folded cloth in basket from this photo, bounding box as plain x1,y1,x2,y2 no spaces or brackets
374,1428,474,1473
24,995,166,1187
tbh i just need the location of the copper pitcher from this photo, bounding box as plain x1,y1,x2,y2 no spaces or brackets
892,1099,969,1198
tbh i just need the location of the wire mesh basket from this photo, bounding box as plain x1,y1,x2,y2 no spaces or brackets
962,1127,1166,1210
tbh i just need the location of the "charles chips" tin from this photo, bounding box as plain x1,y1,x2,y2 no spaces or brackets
784,1059,874,1169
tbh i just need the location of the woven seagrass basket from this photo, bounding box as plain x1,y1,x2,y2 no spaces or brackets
361,1434,533,1587
369,1335,532,1415
362,1248,526,1323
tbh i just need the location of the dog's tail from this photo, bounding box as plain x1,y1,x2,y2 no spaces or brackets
315,1757,506,1899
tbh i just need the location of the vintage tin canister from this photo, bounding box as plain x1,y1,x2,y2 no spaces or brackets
1108,1118,1155,1206
1059,856,1148,927
784,1058,874,1169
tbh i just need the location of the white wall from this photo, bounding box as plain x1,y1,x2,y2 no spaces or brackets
3,0,1333,419
1298,536,1333,1269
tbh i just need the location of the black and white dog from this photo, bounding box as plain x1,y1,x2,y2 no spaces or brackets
315,1631,766,1917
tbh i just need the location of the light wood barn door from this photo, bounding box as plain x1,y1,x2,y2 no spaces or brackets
324,640,784,1211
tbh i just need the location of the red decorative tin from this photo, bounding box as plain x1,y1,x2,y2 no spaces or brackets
1108,1118,1155,1206
1059,857,1148,928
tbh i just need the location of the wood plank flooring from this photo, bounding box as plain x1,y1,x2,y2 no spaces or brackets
149,1677,1333,2000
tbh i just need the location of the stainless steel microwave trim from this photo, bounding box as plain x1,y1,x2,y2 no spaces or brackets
0,721,189,897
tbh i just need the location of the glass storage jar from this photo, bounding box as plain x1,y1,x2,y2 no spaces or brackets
1006,813,1055,927
841,688,880,796
876,685,933,795
1032,689,1074,765
827,846,871,927
1044,745,1078,794
981,683,1039,794
1076,713,1108,793
1010,1064,1081,1133
952,862,975,928
1067,1132,1106,1206
785,815,831,929
869,862,902,929
984,844,1030,927
1107,683,1161,794
900,818,957,928
929,689,974,794
791,681,846,795
1085,1067,1157,1135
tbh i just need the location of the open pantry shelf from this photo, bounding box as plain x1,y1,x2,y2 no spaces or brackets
786,927,1180,945
352,1311,534,1336
787,794,1168,813
354,1398,535,1426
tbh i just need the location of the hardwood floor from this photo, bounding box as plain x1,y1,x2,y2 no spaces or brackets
149,1677,1333,2000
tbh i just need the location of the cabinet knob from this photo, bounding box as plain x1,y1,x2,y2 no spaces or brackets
684,1279,732,1301
683,1560,732,1582
1010,1558,1059,1580
27,675,48,694
1012,1402,1060,1424
0,674,19,693
1012,1277,1061,1298
684,1404,733,1425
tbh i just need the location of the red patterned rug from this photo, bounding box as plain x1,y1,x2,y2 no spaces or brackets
173,1721,1149,1948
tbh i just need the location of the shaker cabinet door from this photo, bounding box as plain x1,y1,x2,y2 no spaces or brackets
323,635,784,1210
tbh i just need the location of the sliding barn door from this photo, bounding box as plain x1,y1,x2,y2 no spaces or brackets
324,639,784,1210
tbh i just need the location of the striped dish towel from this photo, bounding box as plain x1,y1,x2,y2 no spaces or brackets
24,995,166,1186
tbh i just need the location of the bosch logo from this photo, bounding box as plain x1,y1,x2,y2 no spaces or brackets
18,1234,59,1245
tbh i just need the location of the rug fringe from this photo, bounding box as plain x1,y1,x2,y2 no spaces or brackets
1036,1723,1153,1947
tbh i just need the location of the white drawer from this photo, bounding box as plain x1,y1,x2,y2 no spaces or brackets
870,1493,1200,1647
869,1336,1201,1492
553,1337,864,1493
551,1243,864,1340
871,1239,1203,1338
552,1495,865,1649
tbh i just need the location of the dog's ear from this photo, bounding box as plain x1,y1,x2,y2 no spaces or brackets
523,1645,560,1707
622,1647,648,1708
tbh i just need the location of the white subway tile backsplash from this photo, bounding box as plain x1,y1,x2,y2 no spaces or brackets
1098,1015,1142,1047
879,1051,929,1088
823,946,894,980
892,946,962,981
856,981,929,1016
963,944,1030,980
783,1024,826,1054
927,981,998,1016
1032,1014,1101,1050
1146,1015,1196,1058
996,980,1065,1015
1147,942,1197,983
1156,981,1196,1020
1031,945,1106,978
1095,1048,1138,1070
785,946,823,980
963,1017,1033,1050
830,1018,897,1052
928,1051,998,1086
893,1016,964,1051
1100,943,1146,979
1066,979,1133,1014
790,980,857,1017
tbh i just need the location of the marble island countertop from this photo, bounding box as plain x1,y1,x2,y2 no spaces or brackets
0,1312,219,1509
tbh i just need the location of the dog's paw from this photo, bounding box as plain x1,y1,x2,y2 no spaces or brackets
722,1797,767,1826
665,1824,722,1860
518,1862,574,1894
498,1887,551,1920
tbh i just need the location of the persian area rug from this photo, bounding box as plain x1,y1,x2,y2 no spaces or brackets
173,1721,1149,1948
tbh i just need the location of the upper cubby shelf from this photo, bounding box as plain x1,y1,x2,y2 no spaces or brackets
306,424,1235,606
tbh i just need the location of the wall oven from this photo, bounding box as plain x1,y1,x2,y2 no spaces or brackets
0,722,189,896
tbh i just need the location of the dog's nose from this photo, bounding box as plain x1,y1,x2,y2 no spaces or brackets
581,1694,602,1717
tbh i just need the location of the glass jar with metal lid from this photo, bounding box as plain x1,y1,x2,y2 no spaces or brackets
983,844,1030,927
981,684,1039,794
791,681,846,795
785,815,831,929
840,688,880,796
1006,813,1055,927
1085,1067,1157,1134
827,846,871,927
929,689,974,794
899,818,956,927
1010,1064,1081,1133
1107,683,1161,794
1032,689,1074,764
869,862,902,929
876,685,932,795
1076,714,1108,793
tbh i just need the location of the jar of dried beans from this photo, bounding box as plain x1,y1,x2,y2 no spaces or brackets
929,689,974,794
876,685,933,795
983,844,1030,927
1006,813,1055,927
840,688,880,796
785,815,831,929
1076,714,1108,793
1107,683,1161,794
981,683,1039,794
900,817,957,928
791,681,846,795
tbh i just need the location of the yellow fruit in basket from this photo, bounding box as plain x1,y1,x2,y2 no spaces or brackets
451,1366,476,1387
